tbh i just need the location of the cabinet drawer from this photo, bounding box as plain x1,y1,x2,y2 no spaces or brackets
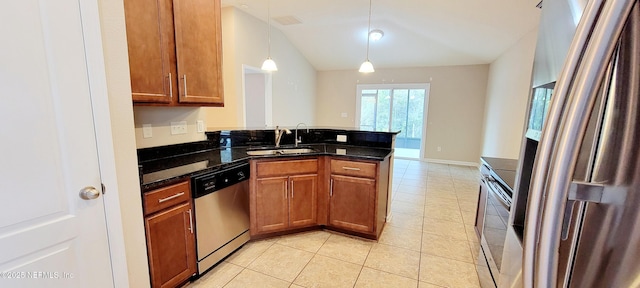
256,159,318,178
330,159,377,178
144,181,190,215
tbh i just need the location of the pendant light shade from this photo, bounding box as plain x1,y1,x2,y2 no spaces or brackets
262,0,278,71
359,0,374,73
261,57,278,71
359,60,374,73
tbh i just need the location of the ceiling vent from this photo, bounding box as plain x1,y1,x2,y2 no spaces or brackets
273,15,302,25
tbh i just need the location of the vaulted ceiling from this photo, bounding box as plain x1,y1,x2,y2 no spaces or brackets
221,0,541,71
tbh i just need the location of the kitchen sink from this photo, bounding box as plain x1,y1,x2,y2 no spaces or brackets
246,148,315,156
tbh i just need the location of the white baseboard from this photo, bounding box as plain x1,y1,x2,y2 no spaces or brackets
423,158,479,167
394,156,479,168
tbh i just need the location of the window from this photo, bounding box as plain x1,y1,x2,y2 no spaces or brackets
356,84,430,159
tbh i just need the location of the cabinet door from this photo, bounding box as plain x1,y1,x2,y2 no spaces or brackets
124,0,176,103
145,202,196,288
255,177,289,233
329,175,376,233
173,0,224,104
289,174,318,228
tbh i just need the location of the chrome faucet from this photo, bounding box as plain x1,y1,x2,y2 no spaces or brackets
274,126,291,148
295,123,309,147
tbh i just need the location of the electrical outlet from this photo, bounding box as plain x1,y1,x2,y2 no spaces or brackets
337,135,347,142
142,124,152,138
170,121,188,135
341,112,348,118
437,146,442,152
197,120,205,133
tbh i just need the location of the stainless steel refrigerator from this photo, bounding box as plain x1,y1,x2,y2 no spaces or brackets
500,0,640,287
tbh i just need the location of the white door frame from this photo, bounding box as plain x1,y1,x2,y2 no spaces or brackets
79,0,131,285
241,65,273,127
355,83,431,159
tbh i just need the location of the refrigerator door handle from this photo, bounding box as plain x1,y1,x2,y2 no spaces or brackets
532,0,636,287
561,182,605,240
568,181,605,203
522,0,606,286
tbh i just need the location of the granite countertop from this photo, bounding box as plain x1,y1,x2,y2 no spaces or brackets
139,143,393,192
480,156,518,192
138,128,398,192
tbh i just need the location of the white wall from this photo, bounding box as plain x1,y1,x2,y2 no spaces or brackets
97,0,150,286
133,107,208,148
481,29,538,159
316,65,489,164
205,7,317,129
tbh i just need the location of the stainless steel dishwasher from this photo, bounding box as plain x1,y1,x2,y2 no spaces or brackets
191,162,250,275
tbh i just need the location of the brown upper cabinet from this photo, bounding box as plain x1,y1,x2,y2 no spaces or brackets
124,0,224,106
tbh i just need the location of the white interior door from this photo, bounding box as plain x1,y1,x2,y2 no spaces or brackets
0,0,114,287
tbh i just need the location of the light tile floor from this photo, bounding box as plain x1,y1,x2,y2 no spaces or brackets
188,159,481,288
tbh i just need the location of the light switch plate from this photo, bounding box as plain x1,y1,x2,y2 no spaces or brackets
170,121,188,135
197,120,205,133
142,124,152,138
337,135,347,142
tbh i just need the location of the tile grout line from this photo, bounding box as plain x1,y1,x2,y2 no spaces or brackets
288,232,332,287
200,160,482,287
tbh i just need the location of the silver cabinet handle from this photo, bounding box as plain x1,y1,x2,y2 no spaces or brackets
158,192,184,203
182,74,188,96
342,166,360,171
330,179,334,197
187,209,193,234
284,180,288,199
291,180,294,198
168,72,173,99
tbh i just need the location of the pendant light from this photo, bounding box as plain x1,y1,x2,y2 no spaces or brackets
261,0,278,71
359,0,375,73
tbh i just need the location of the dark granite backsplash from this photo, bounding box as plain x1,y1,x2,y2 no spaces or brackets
137,140,217,163
208,128,396,148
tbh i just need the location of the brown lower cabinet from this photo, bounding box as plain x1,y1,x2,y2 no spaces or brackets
327,158,388,238
328,174,376,233
143,181,196,288
250,156,390,239
251,159,318,236
289,174,318,227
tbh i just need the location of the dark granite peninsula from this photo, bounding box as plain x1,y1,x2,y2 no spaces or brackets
137,128,399,286
138,128,399,191
137,128,399,240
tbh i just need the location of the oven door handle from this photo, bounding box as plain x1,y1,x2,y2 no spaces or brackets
487,180,511,210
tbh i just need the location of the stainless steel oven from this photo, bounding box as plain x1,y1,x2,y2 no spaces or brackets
477,164,512,287
192,162,250,275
